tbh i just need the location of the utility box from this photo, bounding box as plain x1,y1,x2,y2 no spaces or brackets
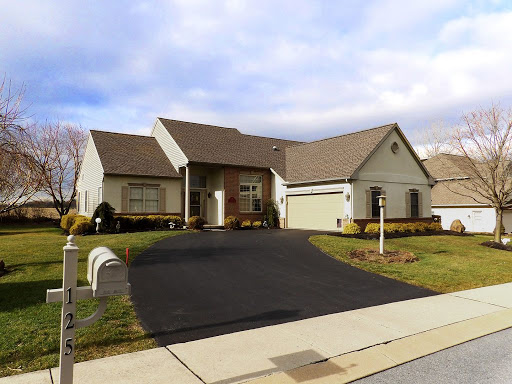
87,247,130,298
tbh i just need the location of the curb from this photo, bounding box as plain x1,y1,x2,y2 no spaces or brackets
245,308,512,383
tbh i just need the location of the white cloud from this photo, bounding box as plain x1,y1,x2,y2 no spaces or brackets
1,1,512,141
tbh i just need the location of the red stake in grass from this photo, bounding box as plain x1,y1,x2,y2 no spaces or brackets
126,248,129,266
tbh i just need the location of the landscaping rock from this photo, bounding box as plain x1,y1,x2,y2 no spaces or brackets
450,219,465,233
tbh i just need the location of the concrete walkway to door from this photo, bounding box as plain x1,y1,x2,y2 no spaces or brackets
128,229,435,346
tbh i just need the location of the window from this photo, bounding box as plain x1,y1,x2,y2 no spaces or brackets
84,190,88,213
129,187,143,212
145,187,159,212
77,192,80,213
240,175,262,212
129,186,159,213
190,175,206,188
410,192,419,218
371,190,380,218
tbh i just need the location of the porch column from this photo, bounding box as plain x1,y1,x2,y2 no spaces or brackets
185,164,190,223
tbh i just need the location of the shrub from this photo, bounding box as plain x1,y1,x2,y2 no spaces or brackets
364,223,380,233
266,199,280,228
60,214,87,233
252,220,262,228
224,216,240,230
403,223,416,233
385,223,403,233
343,223,361,234
91,202,116,232
188,216,205,230
414,222,429,232
428,222,443,231
241,219,252,228
113,215,183,232
69,216,94,235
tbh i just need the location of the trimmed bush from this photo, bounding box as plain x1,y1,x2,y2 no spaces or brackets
252,220,262,228
414,222,429,232
364,223,380,233
343,223,361,234
224,216,240,230
61,214,87,233
91,202,116,232
113,215,183,232
428,222,443,231
241,219,252,228
188,216,205,230
69,216,94,235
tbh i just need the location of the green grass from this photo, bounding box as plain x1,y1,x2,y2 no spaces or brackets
310,234,512,293
0,223,190,377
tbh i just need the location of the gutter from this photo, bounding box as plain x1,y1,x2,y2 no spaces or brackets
283,177,351,186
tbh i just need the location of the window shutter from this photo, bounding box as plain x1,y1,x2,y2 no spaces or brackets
405,192,411,218
122,186,129,212
159,188,166,213
382,190,386,218
418,192,423,218
365,190,371,218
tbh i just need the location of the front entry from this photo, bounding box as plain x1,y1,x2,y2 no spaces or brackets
190,190,206,219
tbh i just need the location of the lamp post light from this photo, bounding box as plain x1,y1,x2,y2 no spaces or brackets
378,195,386,254
95,218,102,234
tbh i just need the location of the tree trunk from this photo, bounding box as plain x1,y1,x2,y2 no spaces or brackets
494,208,503,243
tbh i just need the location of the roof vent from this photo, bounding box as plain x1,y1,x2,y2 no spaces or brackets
272,145,279,151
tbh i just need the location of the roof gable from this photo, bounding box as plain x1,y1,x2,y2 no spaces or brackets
90,130,181,178
284,124,397,183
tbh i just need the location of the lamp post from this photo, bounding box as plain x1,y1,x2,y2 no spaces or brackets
378,195,386,254
95,218,101,234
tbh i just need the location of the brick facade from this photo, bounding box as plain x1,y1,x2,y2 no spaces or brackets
224,166,271,223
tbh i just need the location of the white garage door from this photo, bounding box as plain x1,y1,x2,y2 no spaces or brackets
287,193,344,231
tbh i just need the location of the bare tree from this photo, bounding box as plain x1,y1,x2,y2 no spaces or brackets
0,78,40,213
25,121,86,218
416,120,452,158
445,105,512,242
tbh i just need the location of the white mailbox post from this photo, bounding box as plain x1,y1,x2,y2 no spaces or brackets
47,236,131,384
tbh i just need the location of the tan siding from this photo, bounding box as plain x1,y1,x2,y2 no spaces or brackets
103,175,182,215
151,119,188,172
76,133,104,217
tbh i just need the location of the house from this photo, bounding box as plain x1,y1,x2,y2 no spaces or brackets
423,153,512,233
77,118,434,231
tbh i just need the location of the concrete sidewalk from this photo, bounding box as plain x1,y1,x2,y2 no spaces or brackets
2,283,512,384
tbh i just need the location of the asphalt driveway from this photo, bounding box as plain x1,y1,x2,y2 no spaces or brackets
129,229,436,346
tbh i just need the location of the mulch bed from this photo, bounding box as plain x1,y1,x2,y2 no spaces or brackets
348,248,419,264
480,241,512,252
332,230,471,240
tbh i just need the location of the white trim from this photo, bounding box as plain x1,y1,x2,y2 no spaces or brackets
286,183,345,196
283,177,350,186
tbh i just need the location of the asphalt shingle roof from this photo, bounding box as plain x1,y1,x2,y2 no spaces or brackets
423,154,490,205
284,124,397,183
158,118,302,177
91,130,181,178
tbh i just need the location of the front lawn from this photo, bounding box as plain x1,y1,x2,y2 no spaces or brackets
0,224,189,377
310,234,512,293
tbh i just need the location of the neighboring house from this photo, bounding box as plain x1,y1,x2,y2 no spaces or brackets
423,153,512,233
77,118,434,231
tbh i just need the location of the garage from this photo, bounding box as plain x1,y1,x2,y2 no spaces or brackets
287,192,344,231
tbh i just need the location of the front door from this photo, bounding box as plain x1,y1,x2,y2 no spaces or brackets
190,190,204,218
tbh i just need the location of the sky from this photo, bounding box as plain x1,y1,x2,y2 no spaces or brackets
1,0,512,143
